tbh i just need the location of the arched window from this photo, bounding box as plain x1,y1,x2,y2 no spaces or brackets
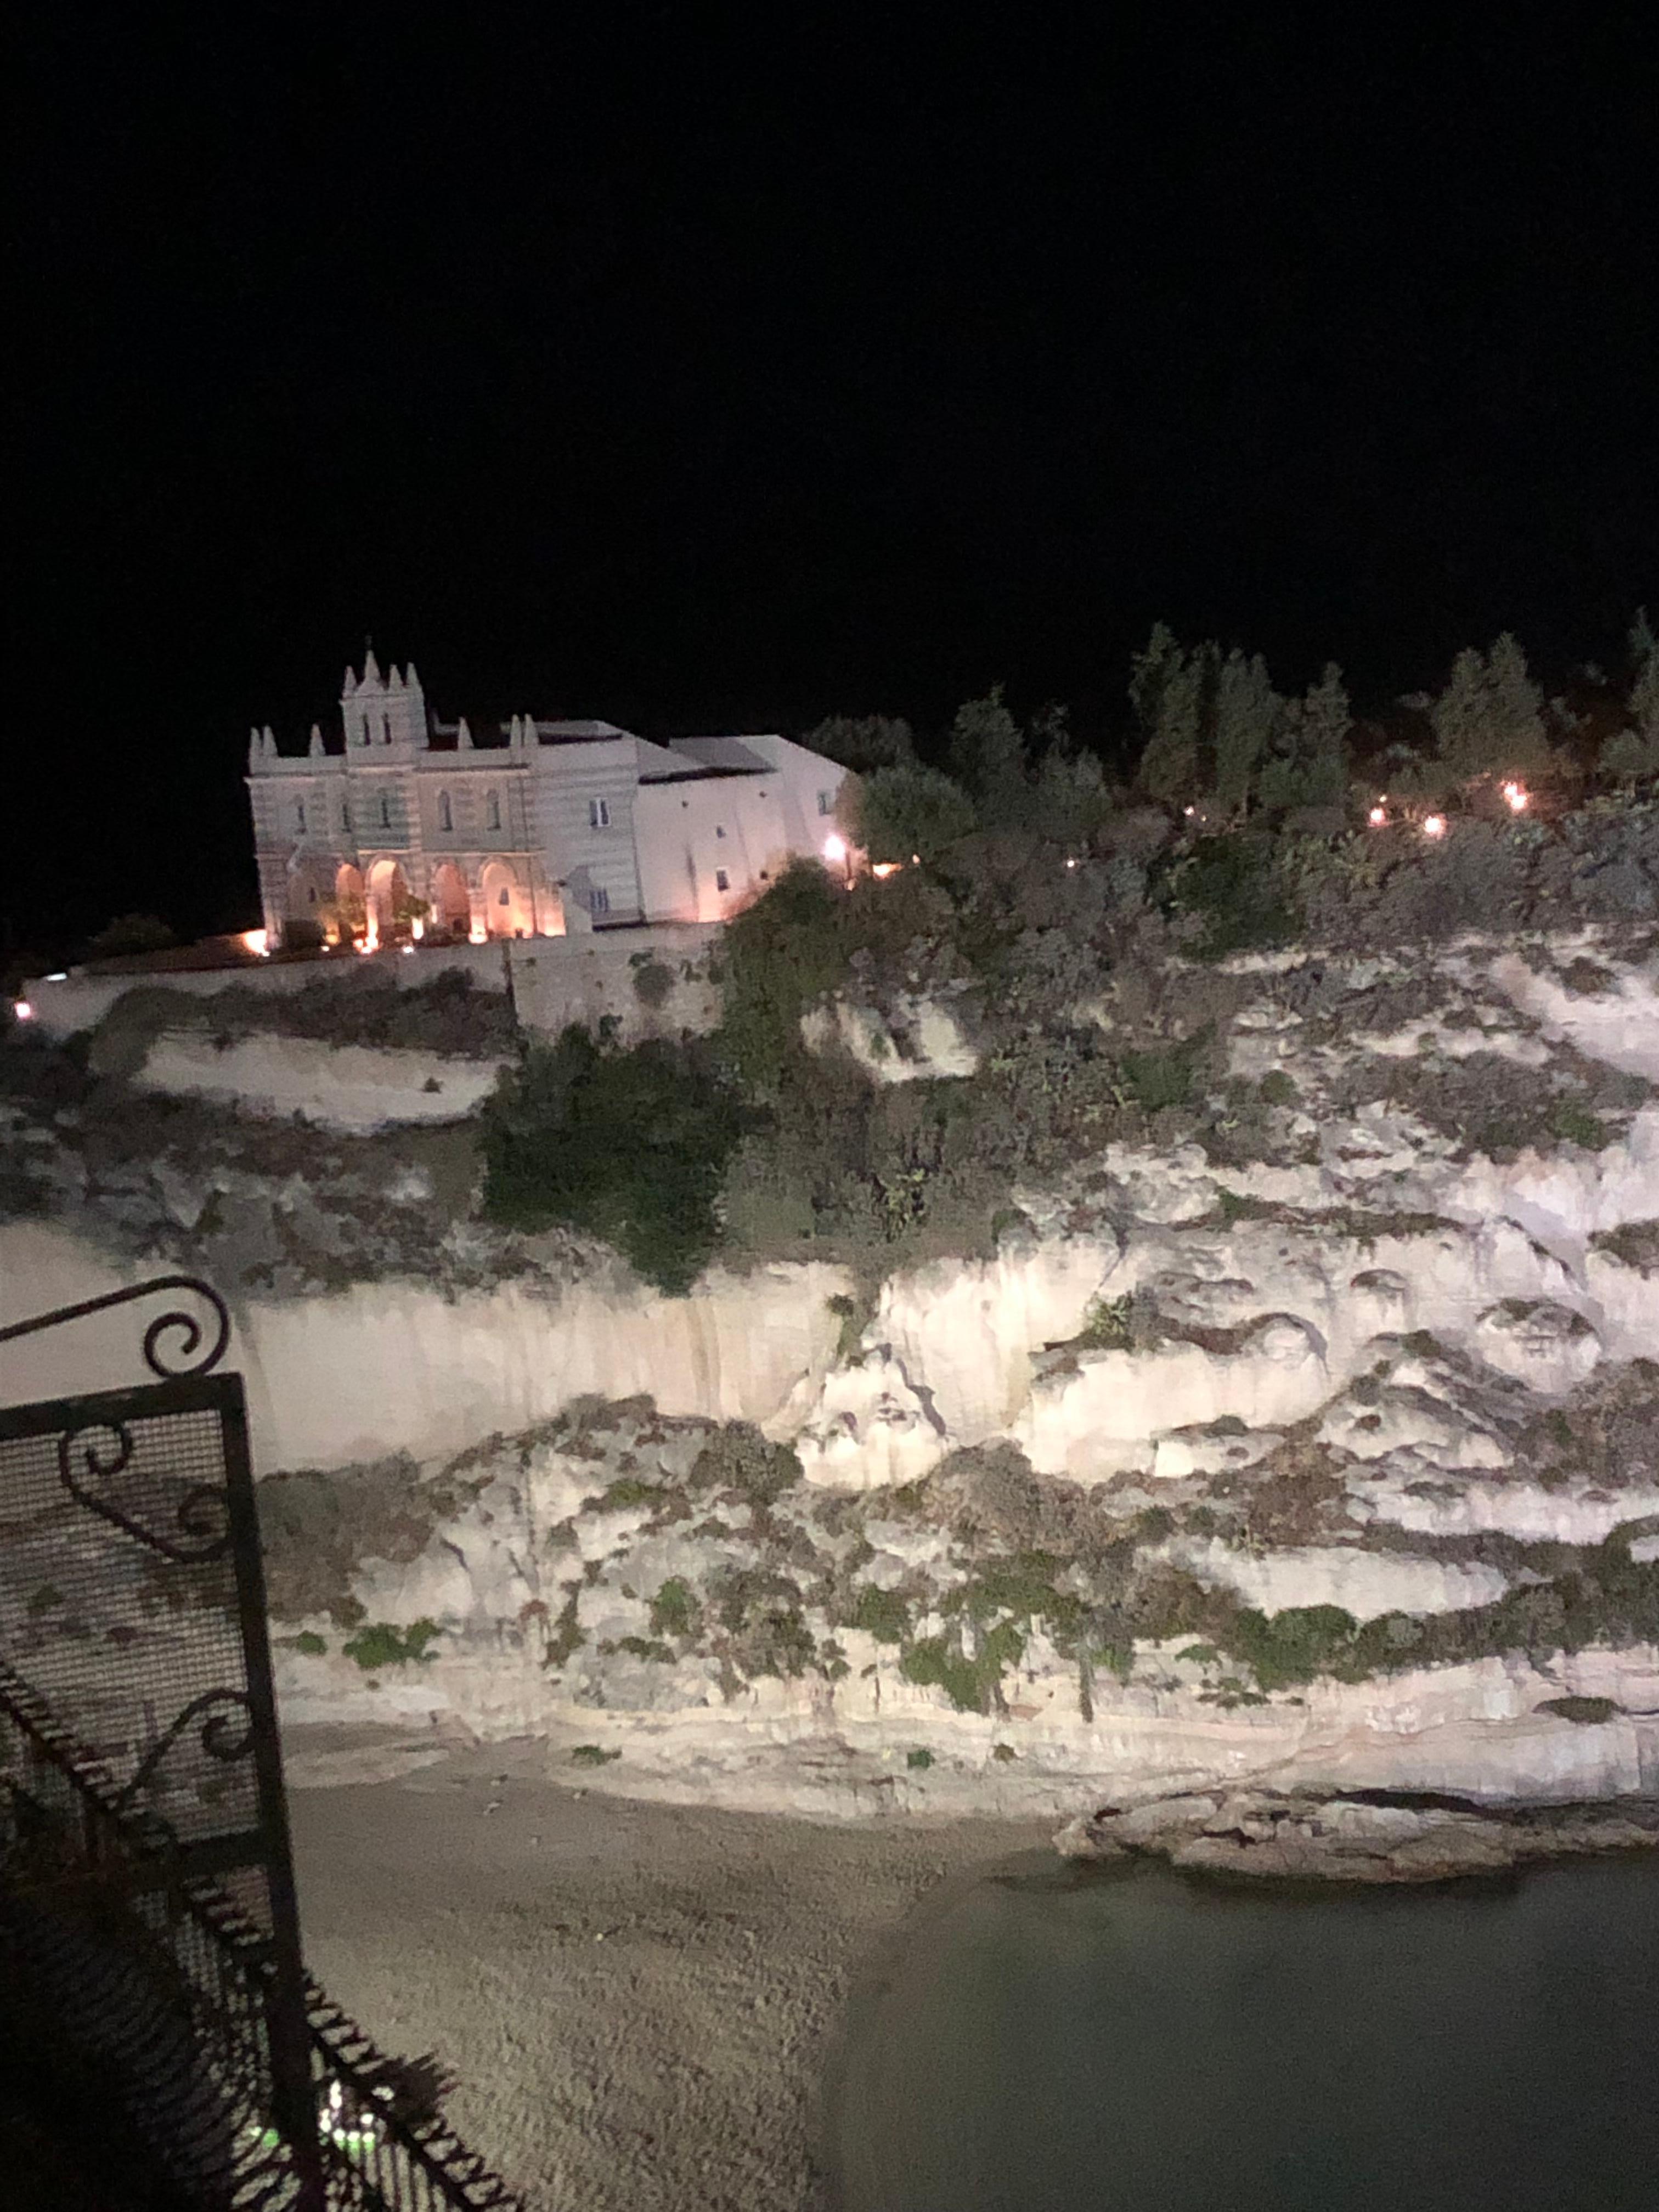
341,799,352,833
438,790,453,832
486,790,501,831
363,716,371,746
382,715,391,744
378,791,391,830
294,798,306,834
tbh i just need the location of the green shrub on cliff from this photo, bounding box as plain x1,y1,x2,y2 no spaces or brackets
478,1026,749,1294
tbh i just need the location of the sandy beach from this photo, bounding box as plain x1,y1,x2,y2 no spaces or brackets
289,1735,1047,2212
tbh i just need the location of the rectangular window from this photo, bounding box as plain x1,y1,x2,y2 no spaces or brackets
715,823,725,839
816,789,832,815
589,797,611,829
294,799,306,833
591,885,610,915
715,868,730,892
438,791,452,832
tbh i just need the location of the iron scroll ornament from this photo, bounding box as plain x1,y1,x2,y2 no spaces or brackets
0,1274,232,1381
57,1415,233,1562
112,1687,256,1814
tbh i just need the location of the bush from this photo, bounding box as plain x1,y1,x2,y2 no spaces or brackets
478,1027,749,1293
1166,836,1299,957
84,912,177,961
648,1577,702,1638
849,1584,911,1643
843,760,977,864
716,861,849,1093
342,1619,442,1669
631,958,675,1009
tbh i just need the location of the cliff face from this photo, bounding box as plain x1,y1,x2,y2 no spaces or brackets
3,928,1657,1818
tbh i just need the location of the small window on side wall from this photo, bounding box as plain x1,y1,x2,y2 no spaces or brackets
294,799,306,834
591,885,610,916
378,792,391,829
816,789,832,815
715,868,730,893
589,797,611,830
439,791,452,832
486,791,501,831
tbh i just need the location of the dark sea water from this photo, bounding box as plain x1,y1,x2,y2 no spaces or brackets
825,1852,1659,2212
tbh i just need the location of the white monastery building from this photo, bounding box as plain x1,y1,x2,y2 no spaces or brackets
246,653,850,947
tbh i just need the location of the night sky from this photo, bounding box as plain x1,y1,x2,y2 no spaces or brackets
9,8,1656,955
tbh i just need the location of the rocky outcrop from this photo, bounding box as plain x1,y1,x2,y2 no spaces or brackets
5,926,1659,1824
1054,1786,1659,1882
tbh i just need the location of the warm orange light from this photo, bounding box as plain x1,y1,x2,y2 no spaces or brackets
1064,856,1078,870
12,1000,32,1022
470,925,488,946
1502,780,1529,812
871,861,902,879
822,834,848,865
410,916,425,940
1422,814,1447,840
1368,805,1387,827
241,928,269,957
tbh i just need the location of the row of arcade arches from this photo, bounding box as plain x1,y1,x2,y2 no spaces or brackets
284,856,538,942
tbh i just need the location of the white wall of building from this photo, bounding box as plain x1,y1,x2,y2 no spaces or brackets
246,661,848,945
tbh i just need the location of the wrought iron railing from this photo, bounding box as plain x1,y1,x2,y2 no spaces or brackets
0,1277,525,2210
1,1661,524,2208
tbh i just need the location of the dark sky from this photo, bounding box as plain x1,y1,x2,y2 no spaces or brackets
9,7,1657,951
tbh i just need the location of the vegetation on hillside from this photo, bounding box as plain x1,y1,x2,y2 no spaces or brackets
471,615,1659,1293
478,1026,750,1293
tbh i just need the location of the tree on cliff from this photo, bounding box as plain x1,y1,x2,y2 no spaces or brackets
1211,648,1280,817
947,686,1027,818
803,714,915,773
1254,662,1351,815
1601,610,1659,780
1130,623,1201,805
478,1028,749,1295
1427,633,1554,787
838,758,977,864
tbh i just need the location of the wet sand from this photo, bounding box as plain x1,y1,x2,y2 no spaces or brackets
289,1737,1045,2212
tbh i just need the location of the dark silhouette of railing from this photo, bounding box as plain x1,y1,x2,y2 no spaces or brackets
0,1276,524,2210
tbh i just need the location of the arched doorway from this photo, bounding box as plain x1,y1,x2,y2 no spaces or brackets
430,861,471,938
333,862,366,944
366,858,414,937
480,860,529,938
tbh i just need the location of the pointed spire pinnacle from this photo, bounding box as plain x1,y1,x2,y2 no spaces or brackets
342,666,357,698
508,714,522,747
248,726,262,768
361,646,382,687
309,725,325,757
388,664,404,691
405,662,422,695
457,718,473,751
263,726,278,757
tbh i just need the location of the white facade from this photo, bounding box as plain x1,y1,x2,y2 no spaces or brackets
246,654,849,946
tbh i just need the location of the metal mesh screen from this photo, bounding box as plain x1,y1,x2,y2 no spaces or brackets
0,1381,264,1865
